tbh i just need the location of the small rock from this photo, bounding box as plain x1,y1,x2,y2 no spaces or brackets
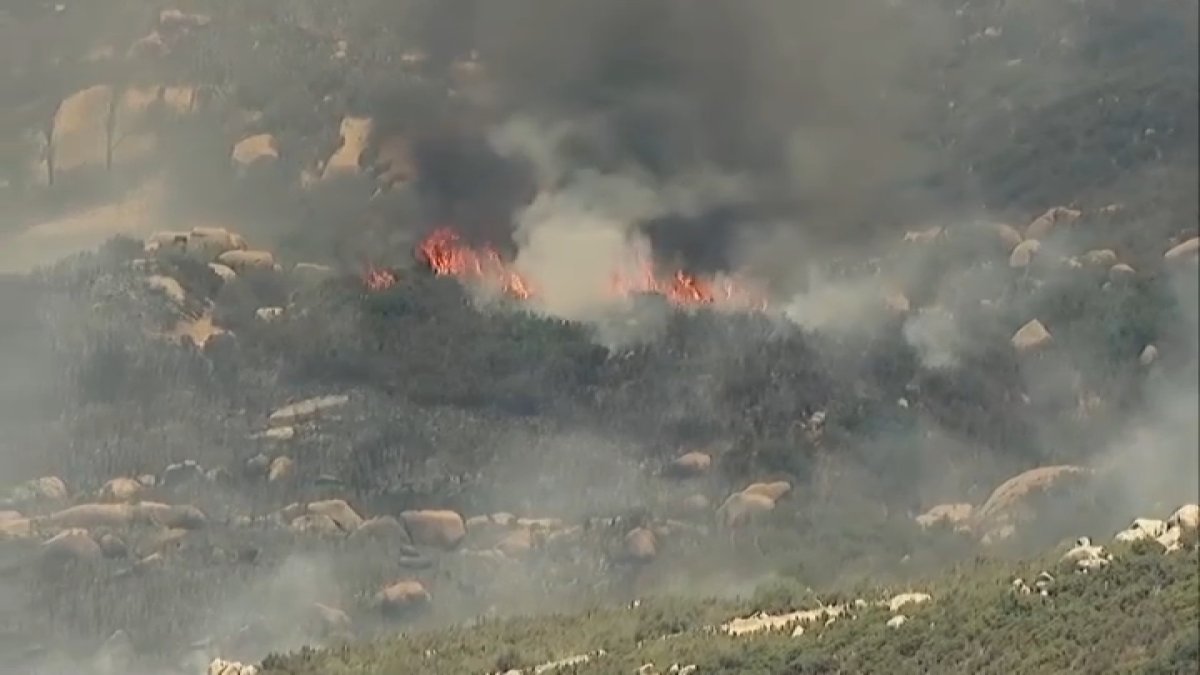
1108,262,1136,282
1139,344,1158,366
1011,319,1052,352
268,395,349,426
887,615,908,628
267,456,295,483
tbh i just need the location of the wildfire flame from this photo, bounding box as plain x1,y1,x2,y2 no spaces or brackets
417,227,534,300
610,259,768,310
364,226,767,311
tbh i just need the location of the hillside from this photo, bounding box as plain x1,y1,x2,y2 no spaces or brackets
258,545,1200,675
0,1,1196,674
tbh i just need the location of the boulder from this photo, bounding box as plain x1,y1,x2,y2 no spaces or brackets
1008,239,1041,269
135,502,207,530
1081,249,1118,268
0,517,33,539
9,476,69,504
208,263,238,283
741,481,791,502
159,8,211,29
1164,237,1199,262
98,477,144,503
975,465,1091,529
290,514,341,535
268,395,349,425
350,516,412,547
1138,344,1158,366
1108,263,1136,283
217,249,275,272
915,503,974,531
1168,504,1199,532
306,500,364,532
1025,206,1081,240
252,427,296,442
207,658,259,675
716,491,776,528
886,592,931,613
231,134,278,167
42,529,102,562
255,307,284,322
374,580,431,615
98,533,129,558
42,503,135,529
50,85,114,173
187,226,246,261
400,509,466,549
267,456,295,483
322,116,373,179
145,231,190,255
1011,319,1052,352
663,451,712,479
624,527,658,562
145,275,186,306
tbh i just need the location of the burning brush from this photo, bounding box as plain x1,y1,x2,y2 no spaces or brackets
363,226,768,311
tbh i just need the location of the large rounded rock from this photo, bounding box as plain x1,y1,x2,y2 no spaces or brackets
400,510,466,549
374,580,431,615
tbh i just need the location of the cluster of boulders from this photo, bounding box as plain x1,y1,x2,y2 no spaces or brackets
720,590,933,638
914,464,1093,544
133,225,334,348
1109,503,1199,554
207,658,258,675
899,205,1198,358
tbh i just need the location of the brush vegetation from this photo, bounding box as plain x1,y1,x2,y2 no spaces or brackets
258,546,1199,675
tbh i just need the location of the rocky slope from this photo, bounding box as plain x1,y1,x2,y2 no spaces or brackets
0,2,1196,674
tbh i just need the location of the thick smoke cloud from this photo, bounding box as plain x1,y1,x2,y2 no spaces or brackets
415,0,957,271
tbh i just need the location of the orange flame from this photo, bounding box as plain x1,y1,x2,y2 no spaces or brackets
365,226,767,310
417,227,534,300
610,255,768,310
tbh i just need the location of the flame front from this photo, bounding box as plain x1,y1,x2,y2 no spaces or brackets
417,227,534,300
610,255,768,310
365,226,767,310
